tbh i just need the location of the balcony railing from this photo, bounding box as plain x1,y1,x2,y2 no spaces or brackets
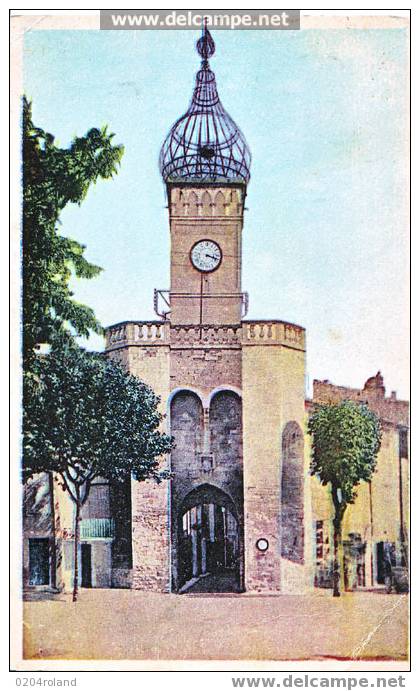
80,518,115,539
105,319,305,351
105,321,170,349
242,320,305,350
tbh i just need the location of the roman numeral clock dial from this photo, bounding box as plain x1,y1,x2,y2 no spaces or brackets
190,239,222,273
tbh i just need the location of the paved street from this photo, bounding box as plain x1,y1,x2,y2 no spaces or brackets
22,589,408,662
24,589,408,660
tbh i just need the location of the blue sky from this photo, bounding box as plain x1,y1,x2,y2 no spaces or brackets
24,27,409,398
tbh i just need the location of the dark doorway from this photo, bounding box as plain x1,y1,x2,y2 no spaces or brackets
29,538,50,585
177,484,242,593
81,544,92,587
376,541,396,584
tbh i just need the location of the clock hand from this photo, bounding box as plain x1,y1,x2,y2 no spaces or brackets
205,254,218,260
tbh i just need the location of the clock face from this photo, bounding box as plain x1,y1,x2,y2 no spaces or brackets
190,239,222,273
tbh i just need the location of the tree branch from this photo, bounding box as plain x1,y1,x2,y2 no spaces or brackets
60,471,78,504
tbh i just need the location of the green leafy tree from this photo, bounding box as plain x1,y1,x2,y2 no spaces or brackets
22,98,126,597
22,96,124,369
308,400,381,596
23,344,173,602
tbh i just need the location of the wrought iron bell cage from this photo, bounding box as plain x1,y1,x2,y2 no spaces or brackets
159,26,251,185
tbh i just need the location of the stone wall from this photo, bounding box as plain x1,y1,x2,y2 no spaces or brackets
313,372,408,427
170,347,241,394
124,344,171,592
242,339,307,593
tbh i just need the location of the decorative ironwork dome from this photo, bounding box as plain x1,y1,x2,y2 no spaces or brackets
159,26,251,185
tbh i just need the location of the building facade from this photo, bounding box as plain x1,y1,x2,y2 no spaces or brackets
22,28,409,596
310,372,409,591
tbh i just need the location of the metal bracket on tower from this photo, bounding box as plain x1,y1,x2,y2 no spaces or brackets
154,289,249,319
154,289,171,319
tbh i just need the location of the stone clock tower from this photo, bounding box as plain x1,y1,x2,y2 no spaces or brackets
166,184,245,326
160,26,249,329
105,27,310,595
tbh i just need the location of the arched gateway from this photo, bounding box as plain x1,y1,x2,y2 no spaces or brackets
170,390,244,593
178,484,241,592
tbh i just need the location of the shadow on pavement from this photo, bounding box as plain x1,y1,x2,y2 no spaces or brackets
23,590,67,602
183,569,241,594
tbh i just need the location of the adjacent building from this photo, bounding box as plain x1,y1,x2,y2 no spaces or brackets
310,372,409,591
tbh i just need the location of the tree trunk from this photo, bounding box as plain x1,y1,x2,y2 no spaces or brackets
332,515,342,597
72,498,81,602
332,486,346,597
48,471,57,590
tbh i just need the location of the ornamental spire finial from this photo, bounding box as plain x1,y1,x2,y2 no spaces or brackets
196,18,215,67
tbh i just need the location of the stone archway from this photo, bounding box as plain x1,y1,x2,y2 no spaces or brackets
177,484,241,593
170,389,244,592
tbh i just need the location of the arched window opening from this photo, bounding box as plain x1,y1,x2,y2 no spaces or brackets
209,391,242,471
170,391,204,476
281,421,304,563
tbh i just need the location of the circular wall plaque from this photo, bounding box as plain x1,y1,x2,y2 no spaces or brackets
256,538,269,552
